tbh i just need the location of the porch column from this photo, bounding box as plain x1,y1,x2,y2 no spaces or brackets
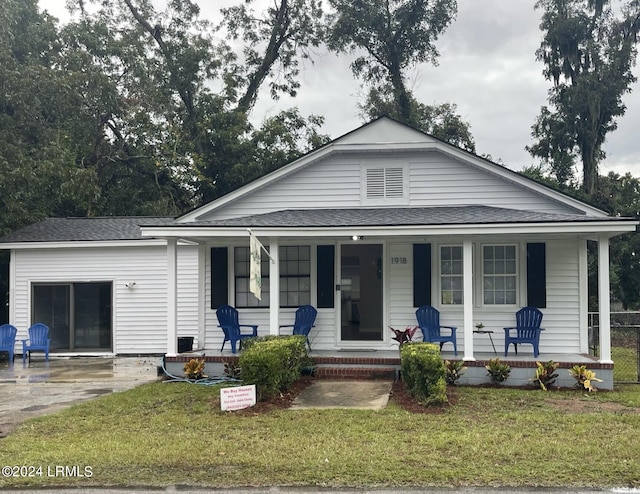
197,243,206,350
166,238,178,356
578,239,589,354
598,235,612,363
463,239,475,361
269,237,280,335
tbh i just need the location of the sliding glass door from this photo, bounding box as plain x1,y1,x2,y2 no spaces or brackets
32,282,112,351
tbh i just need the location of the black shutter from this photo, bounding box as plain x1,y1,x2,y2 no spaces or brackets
413,243,432,307
210,247,228,309
317,245,335,308
526,242,546,308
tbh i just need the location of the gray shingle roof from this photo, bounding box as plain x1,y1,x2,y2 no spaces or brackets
0,207,633,244
0,217,175,243
181,206,625,228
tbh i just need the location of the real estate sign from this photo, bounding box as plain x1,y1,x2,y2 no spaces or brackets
220,385,257,411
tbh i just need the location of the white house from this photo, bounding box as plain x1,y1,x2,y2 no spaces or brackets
1,118,637,387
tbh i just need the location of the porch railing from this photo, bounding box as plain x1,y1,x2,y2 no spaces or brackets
589,311,640,384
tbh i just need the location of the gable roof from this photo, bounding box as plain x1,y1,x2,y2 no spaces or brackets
0,217,174,244
177,117,608,222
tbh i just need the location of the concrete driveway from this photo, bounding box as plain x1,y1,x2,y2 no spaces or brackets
0,356,161,437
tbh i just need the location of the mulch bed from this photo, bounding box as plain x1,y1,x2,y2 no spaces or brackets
225,377,454,414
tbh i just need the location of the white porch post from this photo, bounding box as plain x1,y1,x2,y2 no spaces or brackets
197,243,206,350
578,239,589,354
166,238,178,356
598,235,613,363
463,239,475,361
269,237,280,335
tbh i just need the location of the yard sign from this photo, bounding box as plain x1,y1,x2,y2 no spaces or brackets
220,384,257,411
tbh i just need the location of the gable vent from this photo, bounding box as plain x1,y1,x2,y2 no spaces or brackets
366,167,404,199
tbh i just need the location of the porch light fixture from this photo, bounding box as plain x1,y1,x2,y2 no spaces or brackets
125,281,136,289
351,235,363,241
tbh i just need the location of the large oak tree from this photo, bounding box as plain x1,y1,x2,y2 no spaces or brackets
528,0,640,195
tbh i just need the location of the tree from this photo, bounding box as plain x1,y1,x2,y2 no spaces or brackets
0,0,101,236
68,0,328,204
220,0,325,113
326,0,475,151
327,0,456,122
528,0,640,195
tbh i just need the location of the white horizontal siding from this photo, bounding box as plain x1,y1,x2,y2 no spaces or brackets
200,237,583,354
12,244,198,354
201,152,580,221
177,245,199,346
387,243,415,349
408,156,572,212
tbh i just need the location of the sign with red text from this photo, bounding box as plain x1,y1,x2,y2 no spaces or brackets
220,384,256,411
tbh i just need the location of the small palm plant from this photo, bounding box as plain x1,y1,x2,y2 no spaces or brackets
531,360,560,391
568,364,602,392
486,358,511,385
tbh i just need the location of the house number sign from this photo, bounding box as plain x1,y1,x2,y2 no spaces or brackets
391,256,408,265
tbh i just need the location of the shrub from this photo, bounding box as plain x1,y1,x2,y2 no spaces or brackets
531,360,559,390
486,358,511,385
400,342,447,405
568,364,603,392
444,360,467,385
238,335,308,401
183,358,207,380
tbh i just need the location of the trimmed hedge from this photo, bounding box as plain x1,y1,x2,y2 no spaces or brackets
400,342,447,405
238,335,309,401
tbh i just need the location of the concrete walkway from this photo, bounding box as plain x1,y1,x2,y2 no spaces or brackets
0,356,160,437
290,380,393,409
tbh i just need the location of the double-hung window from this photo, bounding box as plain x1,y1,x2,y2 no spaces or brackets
440,245,463,305
234,245,311,308
483,245,517,305
280,246,311,307
234,246,270,307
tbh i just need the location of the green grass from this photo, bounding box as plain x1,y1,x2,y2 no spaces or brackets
1,382,640,489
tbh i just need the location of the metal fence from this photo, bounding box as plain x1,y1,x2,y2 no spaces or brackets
589,311,640,384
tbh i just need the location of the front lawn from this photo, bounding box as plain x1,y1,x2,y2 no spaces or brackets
1,381,639,489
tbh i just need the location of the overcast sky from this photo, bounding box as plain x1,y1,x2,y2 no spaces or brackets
41,0,640,178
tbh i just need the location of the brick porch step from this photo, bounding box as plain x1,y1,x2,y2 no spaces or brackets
313,366,397,380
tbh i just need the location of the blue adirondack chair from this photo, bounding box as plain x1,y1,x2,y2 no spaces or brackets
504,307,544,357
0,324,18,363
416,305,458,356
22,323,51,363
216,305,258,354
279,305,317,351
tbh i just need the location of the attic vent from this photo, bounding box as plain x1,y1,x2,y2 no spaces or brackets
366,167,404,199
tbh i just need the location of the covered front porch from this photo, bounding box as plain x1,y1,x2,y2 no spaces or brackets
165,348,613,389
140,205,638,392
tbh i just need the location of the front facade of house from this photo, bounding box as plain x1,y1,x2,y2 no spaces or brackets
1,118,637,369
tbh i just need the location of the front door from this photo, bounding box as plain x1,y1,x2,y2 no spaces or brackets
340,243,383,342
